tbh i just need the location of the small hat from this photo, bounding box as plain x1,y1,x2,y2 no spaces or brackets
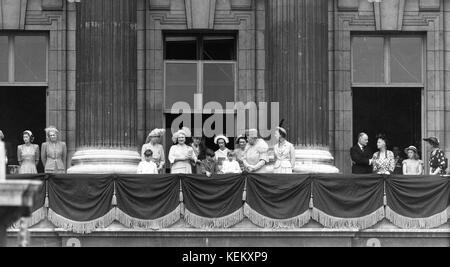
404,146,418,154
236,134,247,143
181,127,192,138
214,135,229,145
247,129,258,138
277,127,287,136
423,137,440,147
45,126,59,134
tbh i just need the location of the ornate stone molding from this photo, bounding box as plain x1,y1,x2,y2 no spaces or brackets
185,0,216,29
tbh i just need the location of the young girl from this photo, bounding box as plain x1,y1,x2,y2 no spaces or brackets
221,151,242,174
137,149,158,174
402,146,423,175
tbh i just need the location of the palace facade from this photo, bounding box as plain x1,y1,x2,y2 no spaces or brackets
0,0,449,174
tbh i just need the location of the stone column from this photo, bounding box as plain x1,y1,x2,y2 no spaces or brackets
266,0,338,173
68,0,140,174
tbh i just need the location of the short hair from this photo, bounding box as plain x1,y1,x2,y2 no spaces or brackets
227,151,235,157
376,133,389,148
205,149,215,158
358,132,368,139
23,131,35,143
144,149,153,157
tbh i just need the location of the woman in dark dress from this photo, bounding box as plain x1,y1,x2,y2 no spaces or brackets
424,137,448,175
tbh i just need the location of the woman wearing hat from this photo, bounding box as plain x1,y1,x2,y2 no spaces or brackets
273,127,296,174
41,126,67,174
141,128,166,173
17,130,40,174
168,129,197,174
242,129,270,173
424,137,448,175
214,135,230,164
402,146,423,175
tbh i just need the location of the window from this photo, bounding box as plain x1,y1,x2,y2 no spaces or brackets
352,36,423,85
0,34,48,84
164,33,236,111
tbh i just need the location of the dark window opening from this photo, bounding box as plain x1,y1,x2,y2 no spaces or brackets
164,33,236,61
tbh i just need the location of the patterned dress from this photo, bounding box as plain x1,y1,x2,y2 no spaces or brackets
372,150,395,174
18,144,40,174
429,149,448,175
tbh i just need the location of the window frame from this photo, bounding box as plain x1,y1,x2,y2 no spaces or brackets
351,34,425,88
0,32,49,86
163,60,237,114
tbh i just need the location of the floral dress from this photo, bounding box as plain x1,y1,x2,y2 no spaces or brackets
372,150,395,174
429,149,447,175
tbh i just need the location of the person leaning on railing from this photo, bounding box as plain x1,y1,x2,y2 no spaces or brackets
424,137,448,176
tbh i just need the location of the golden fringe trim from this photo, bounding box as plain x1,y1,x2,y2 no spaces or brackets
47,208,116,234
385,206,450,229
244,203,311,229
311,207,385,229
183,208,244,229
115,205,181,230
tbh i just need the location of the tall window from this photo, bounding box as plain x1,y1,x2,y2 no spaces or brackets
0,33,48,85
352,36,423,85
164,34,237,111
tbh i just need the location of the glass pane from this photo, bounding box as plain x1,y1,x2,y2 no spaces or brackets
165,63,197,110
203,36,236,60
203,63,235,108
352,37,385,83
0,36,8,82
390,37,422,83
15,36,47,82
165,37,198,60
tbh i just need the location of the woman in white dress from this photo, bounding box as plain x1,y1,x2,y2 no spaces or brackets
402,146,424,175
18,130,40,174
214,135,230,164
141,128,166,173
242,129,270,173
273,127,296,174
168,129,197,174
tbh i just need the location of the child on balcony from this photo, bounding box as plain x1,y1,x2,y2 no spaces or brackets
221,151,242,174
137,149,158,174
201,149,219,177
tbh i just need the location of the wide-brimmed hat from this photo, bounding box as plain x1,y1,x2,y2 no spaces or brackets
148,128,165,138
404,146,418,154
423,137,439,147
214,135,229,145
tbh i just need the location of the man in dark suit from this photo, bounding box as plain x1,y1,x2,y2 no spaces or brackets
350,132,373,174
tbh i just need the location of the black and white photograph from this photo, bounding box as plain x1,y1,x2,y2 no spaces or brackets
1,0,450,252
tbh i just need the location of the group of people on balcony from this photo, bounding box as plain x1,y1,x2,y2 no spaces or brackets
0,127,67,174
351,133,448,176
138,125,296,175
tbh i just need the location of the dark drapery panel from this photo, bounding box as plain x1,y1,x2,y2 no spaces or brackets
47,175,114,222
245,174,311,227
181,174,245,228
312,174,385,228
115,174,180,220
385,175,450,228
